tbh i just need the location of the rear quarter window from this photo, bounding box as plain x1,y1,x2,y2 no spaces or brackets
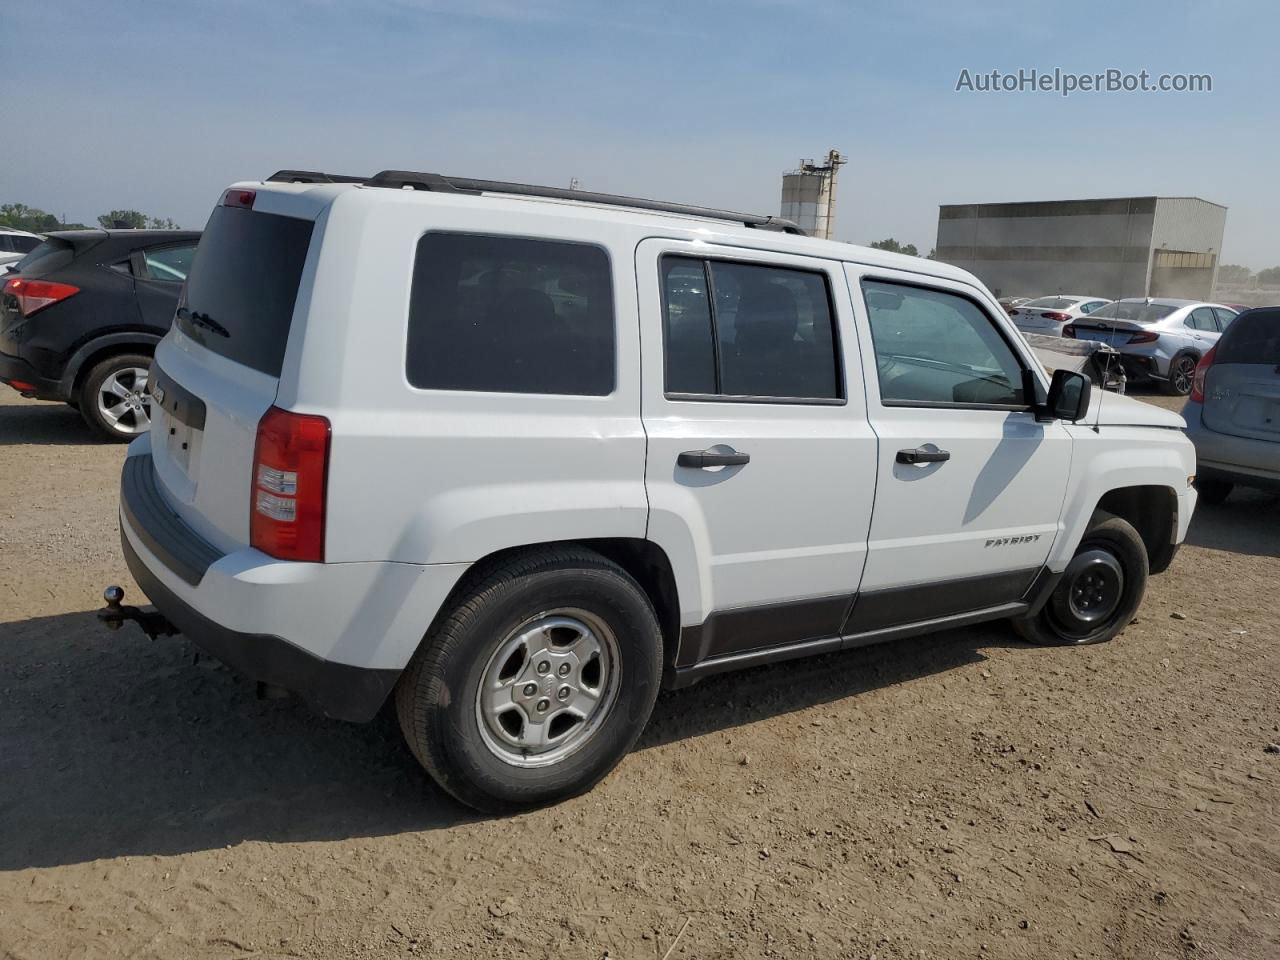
406,233,615,395
178,207,314,377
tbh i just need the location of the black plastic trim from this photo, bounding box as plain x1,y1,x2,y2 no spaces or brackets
149,362,206,430
0,350,63,399
675,593,853,666
668,600,1032,688
266,170,366,184
120,453,223,586
843,567,1039,634
121,532,397,722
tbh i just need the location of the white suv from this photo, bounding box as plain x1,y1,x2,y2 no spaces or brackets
105,170,1197,811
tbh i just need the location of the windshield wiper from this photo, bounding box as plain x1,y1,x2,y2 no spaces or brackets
177,306,230,339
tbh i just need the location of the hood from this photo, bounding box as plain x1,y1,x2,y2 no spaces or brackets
1084,390,1186,429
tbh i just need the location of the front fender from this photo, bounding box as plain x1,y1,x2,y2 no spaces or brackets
1052,425,1195,571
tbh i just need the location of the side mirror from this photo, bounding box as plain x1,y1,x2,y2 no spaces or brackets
1046,369,1092,422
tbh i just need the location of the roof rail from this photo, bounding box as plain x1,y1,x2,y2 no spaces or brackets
266,170,365,184
364,170,806,235
264,168,805,235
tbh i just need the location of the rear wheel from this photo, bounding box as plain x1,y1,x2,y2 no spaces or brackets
1162,353,1198,396
1014,511,1148,646
1195,478,1232,505
78,353,153,441
395,547,662,812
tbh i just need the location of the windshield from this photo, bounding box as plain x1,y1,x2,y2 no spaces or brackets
1024,297,1079,309
1087,301,1178,323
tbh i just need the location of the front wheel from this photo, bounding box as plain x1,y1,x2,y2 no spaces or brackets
395,547,662,812
1013,512,1149,646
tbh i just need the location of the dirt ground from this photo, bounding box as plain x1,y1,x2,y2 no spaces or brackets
1,387,1277,960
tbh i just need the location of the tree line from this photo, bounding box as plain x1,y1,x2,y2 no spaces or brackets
1217,263,1280,287
0,203,181,233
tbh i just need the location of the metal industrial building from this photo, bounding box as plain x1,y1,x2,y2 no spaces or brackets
935,197,1227,301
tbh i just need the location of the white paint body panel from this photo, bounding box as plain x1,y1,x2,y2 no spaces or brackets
636,239,876,626
843,264,1073,589
121,178,1198,676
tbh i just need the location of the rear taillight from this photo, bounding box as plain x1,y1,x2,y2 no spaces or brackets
222,189,257,209
1042,311,1072,323
3,277,80,317
1190,345,1216,404
250,406,330,563
1127,331,1159,344
1062,324,1077,338
1009,309,1020,316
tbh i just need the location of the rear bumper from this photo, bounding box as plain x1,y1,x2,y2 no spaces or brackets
118,443,469,722
1184,403,1280,490
0,349,66,400
121,531,398,722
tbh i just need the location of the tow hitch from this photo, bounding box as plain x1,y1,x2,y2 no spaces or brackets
98,585,178,641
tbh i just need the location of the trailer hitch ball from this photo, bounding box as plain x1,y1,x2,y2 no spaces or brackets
101,585,126,631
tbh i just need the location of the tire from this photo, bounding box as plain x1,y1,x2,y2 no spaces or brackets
78,353,153,442
395,547,663,812
1162,352,1198,396
1195,478,1232,505
1013,511,1148,646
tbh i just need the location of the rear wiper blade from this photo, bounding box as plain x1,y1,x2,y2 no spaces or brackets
177,306,230,339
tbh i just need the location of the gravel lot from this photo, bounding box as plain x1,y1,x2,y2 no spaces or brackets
1,387,1277,960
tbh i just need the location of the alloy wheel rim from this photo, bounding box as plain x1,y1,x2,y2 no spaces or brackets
96,366,152,434
475,609,620,768
1173,358,1195,394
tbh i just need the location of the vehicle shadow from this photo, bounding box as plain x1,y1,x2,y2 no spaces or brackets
1185,486,1280,558
0,609,1007,870
0,399,105,446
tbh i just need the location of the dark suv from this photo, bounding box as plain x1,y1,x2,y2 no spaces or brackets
0,229,200,439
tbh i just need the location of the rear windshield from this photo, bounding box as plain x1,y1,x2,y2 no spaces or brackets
1024,297,1079,309
1087,301,1178,323
13,238,74,276
1215,310,1280,365
177,206,314,377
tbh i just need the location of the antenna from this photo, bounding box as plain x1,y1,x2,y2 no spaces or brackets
1092,309,1124,433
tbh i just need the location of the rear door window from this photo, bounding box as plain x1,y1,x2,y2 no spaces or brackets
406,233,614,395
178,207,314,377
658,256,842,401
1188,307,1217,331
142,243,197,283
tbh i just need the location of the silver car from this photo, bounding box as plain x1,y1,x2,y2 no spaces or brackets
1067,298,1239,395
1184,308,1280,503
1010,294,1111,336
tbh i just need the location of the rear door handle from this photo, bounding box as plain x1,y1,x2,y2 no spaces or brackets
678,449,750,469
896,447,950,465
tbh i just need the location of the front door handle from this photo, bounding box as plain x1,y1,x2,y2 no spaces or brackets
897,447,950,465
678,449,750,469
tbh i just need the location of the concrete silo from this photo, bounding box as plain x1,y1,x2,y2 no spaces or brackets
780,150,845,239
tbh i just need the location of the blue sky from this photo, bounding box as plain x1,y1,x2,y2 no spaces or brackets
6,0,1278,267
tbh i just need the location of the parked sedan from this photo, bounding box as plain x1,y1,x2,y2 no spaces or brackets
1184,307,1280,503
0,227,43,270
0,229,200,439
1010,295,1111,336
1065,298,1239,395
